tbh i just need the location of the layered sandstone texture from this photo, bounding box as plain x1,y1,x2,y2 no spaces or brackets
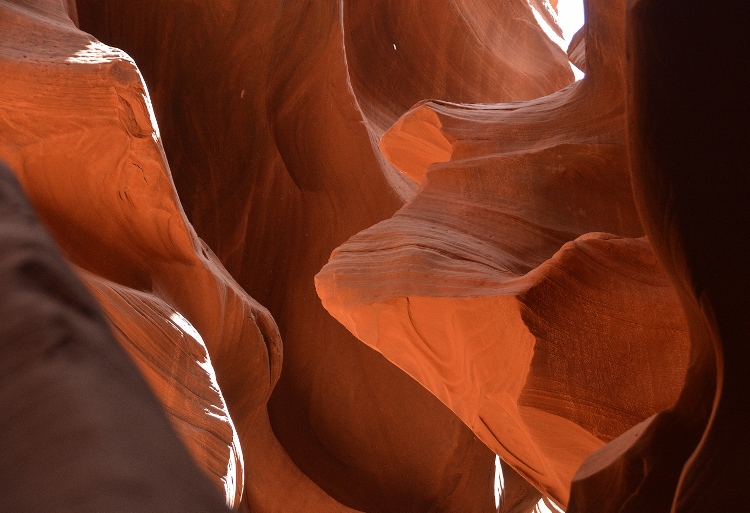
317,0,692,508
0,161,229,512
567,2,750,512
0,1,280,510
72,0,577,511
1,0,739,511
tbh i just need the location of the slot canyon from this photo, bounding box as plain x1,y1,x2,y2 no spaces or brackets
0,0,747,511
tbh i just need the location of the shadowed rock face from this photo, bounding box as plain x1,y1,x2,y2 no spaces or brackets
0,1,280,509
2,0,741,511
0,162,229,512
72,0,574,511
317,0,693,508
567,2,750,512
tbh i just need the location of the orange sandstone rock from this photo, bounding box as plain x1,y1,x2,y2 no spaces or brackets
0,162,229,512
74,0,576,510
81,271,243,507
319,0,691,507
3,0,715,510
567,27,587,74
0,0,280,508
568,1,750,511
318,230,689,506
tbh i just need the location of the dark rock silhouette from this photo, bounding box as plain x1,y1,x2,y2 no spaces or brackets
0,162,229,512
568,2,750,511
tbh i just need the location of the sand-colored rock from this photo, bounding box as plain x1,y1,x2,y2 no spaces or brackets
0,1,281,507
318,0,691,507
0,162,229,512
74,0,576,510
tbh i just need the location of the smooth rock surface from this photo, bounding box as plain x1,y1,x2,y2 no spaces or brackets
75,0,576,510
568,1,750,511
0,1,281,508
318,230,690,506
82,271,243,507
0,161,229,512
318,0,691,507
3,0,736,510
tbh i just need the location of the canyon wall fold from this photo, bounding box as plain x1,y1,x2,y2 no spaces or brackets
567,1,750,511
0,1,281,508
318,0,692,508
73,0,576,510
0,161,229,512
2,0,740,510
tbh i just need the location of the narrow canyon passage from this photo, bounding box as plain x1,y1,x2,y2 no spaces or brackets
1,0,746,512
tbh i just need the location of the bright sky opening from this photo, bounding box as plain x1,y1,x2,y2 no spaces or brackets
556,0,585,80
556,0,585,48
529,0,586,80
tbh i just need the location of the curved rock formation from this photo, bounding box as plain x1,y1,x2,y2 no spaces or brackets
0,162,228,512
567,2,750,511
0,1,280,508
81,271,243,507
342,0,573,195
566,27,586,74
318,0,690,507
318,222,689,508
73,0,576,510
5,0,735,510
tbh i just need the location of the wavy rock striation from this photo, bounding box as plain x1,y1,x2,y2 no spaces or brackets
81,271,243,506
2,0,733,510
74,0,575,511
0,1,280,508
0,162,229,512
567,1,750,511
317,0,691,507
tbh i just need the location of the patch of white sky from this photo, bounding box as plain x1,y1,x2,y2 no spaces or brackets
534,497,566,513
529,0,586,81
493,455,567,512
494,455,504,509
556,0,586,48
